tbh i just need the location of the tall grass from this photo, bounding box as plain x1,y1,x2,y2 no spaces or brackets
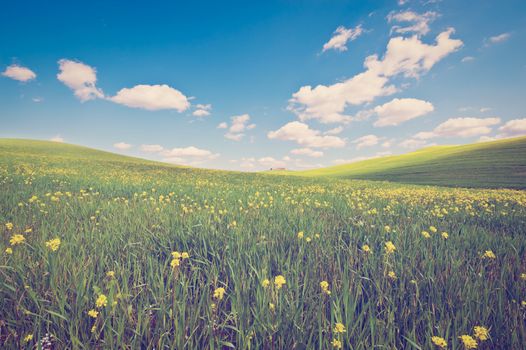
1,140,526,349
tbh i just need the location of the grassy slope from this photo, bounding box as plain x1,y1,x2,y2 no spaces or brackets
297,136,526,189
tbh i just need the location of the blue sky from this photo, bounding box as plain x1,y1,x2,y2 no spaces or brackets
1,0,525,170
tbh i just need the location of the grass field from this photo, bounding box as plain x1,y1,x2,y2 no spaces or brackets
292,136,526,189
1,139,526,349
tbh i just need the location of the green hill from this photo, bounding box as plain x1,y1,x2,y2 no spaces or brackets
297,136,526,189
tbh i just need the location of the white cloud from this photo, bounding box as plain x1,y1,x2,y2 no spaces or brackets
57,59,104,101
288,29,462,124
480,107,491,113
398,0,409,5
461,56,475,63
222,114,255,141
324,126,344,135
399,138,427,149
258,157,286,168
2,64,36,82
161,146,219,165
498,118,526,138
322,25,364,52
113,142,132,150
414,117,501,140
110,84,190,111
387,11,438,36
352,134,380,149
373,98,434,127
32,97,44,103
140,144,164,153
50,135,64,143
192,103,212,117
488,32,511,44
268,121,346,148
290,148,324,158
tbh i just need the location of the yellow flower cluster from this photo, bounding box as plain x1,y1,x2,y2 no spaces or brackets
274,275,286,289
320,280,331,295
213,287,226,300
45,237,61,251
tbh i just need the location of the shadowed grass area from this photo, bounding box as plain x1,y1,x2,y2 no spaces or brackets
293,136,526,189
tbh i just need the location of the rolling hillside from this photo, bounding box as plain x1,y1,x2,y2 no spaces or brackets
297,136,526,189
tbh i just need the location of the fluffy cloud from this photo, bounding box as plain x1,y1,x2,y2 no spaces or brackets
140,144,164,152
373,98,434,127
324,126,343,135
461,56,475,63
289,29,462,123
258,157,286,168
413,117,501,141
399,138,428,149
110,84,190,111
387,11,438,36
322,25,364,52
50,135,64,143
57,59,104,101
192,104,212,117
290,148,324,158
161,146,219,165
2,64,36,82
352,134,380,149
223,114,256,141
498,118,526,138
488,32,511,44
113,142,132,150
268,121,346,148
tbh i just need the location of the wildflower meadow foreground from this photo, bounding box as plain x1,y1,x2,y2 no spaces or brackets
1,140,526,349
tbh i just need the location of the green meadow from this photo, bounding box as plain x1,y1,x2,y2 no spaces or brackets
289,136,526,189
1,139,526,349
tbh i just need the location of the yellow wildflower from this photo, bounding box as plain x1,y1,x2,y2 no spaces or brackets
297,231,304,239
181,252,190,259
482,250,496,259
106,271,115,278
171,251,182,259
520,273,526,280
5,222,13,230
331,338,342,349
269,302,275,311
96,294,108,308
384,225,391,232
441,232,449,239
213,287,226,300
262,279,270,288
362,244,371,253
88,309,99,318
431,336,447,348
421,231,431,239
306,237,312,242
385,241,396,254
45,238,61,251
170,258,180,268
320,280,331,295
274,275,286,289
388,271,397,280
459,335,478,349
473,326,489,341
5,247,13,254
91,325,97,333
429,226,437,233
9,234,25,246
333,323,346,333
23,334,33,343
